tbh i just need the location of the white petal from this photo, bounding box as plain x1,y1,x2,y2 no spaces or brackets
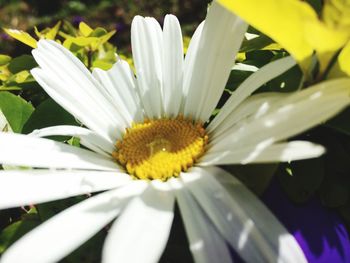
30,125,115,156
208,56,296,133
232,63,259,72
31,68,116,142
92,59,143,124
0,181,147,263
102,181,175,263
162,14,184,116
210,92,285,141
210,166,307,263
0,170,131,209
181,21,204,111
169,178,232,263
183,2,247,122
131,16,163,118
0,132,120,170
210,78,350,152
201,141,325,166
31,40,123,141
181,167,306,263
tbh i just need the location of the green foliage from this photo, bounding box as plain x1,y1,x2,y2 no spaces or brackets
0,92,34,132
0,54,38,92
277,158,325,203
63,230,106,263
0,210,40,254
240,34,276,53
1,0,350,260
326,107,350,136
224,163,279,196
0,55,11,66
23,98,78,134
8,55,37,74
4,21,117,71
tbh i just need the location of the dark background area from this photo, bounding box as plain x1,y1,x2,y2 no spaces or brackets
0,0,210,56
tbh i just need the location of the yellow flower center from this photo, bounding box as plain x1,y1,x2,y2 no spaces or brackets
112,116,208,181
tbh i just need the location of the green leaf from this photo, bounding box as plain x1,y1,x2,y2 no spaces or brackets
326,107,350,136
0,55,11,66
61,20,78,37
245,50,274,67
0,86,21,91
240,34,275,53
90,27,107,38
261,63,303,93
64,229,105,263
225,69,253,93
8,55,37,74
67,136,80,147
22,98,78,134
0,92,34,132
320,183,349,207
306,0,323,14
278,157,325,203
223,163,278,196
0,218,40,253
37,196,85,222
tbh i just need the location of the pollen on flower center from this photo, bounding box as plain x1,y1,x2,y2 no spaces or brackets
112,116,208,181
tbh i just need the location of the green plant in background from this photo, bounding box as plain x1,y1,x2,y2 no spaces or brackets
4,20,117,70
0,20,119,141
1,0,350,261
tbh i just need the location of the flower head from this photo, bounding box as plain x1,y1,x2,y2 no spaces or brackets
1,2,350,263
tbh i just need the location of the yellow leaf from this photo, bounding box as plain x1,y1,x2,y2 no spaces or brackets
58,31,73,40
34,26,42,38
327,59,347,79
92,60,113,70
338,40,350,76
14,70,30,83
90,30,116,51
262,43,283,51
63,36,98,50
235,52,246,62
79,22,93,37
304,20,349,53
0,74,8,81
3,28,37,48
323,0,350,29
304,19,350,72
217,0,316,67
183,36,191,54
46,21,61,40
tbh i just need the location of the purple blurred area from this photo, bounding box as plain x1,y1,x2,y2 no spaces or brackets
262,178,350,262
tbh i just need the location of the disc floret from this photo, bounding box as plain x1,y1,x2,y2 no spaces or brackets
112,116,208,181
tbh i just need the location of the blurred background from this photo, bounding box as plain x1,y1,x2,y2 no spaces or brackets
0,0,210,56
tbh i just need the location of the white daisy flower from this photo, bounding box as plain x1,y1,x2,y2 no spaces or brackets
1,2,350,263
